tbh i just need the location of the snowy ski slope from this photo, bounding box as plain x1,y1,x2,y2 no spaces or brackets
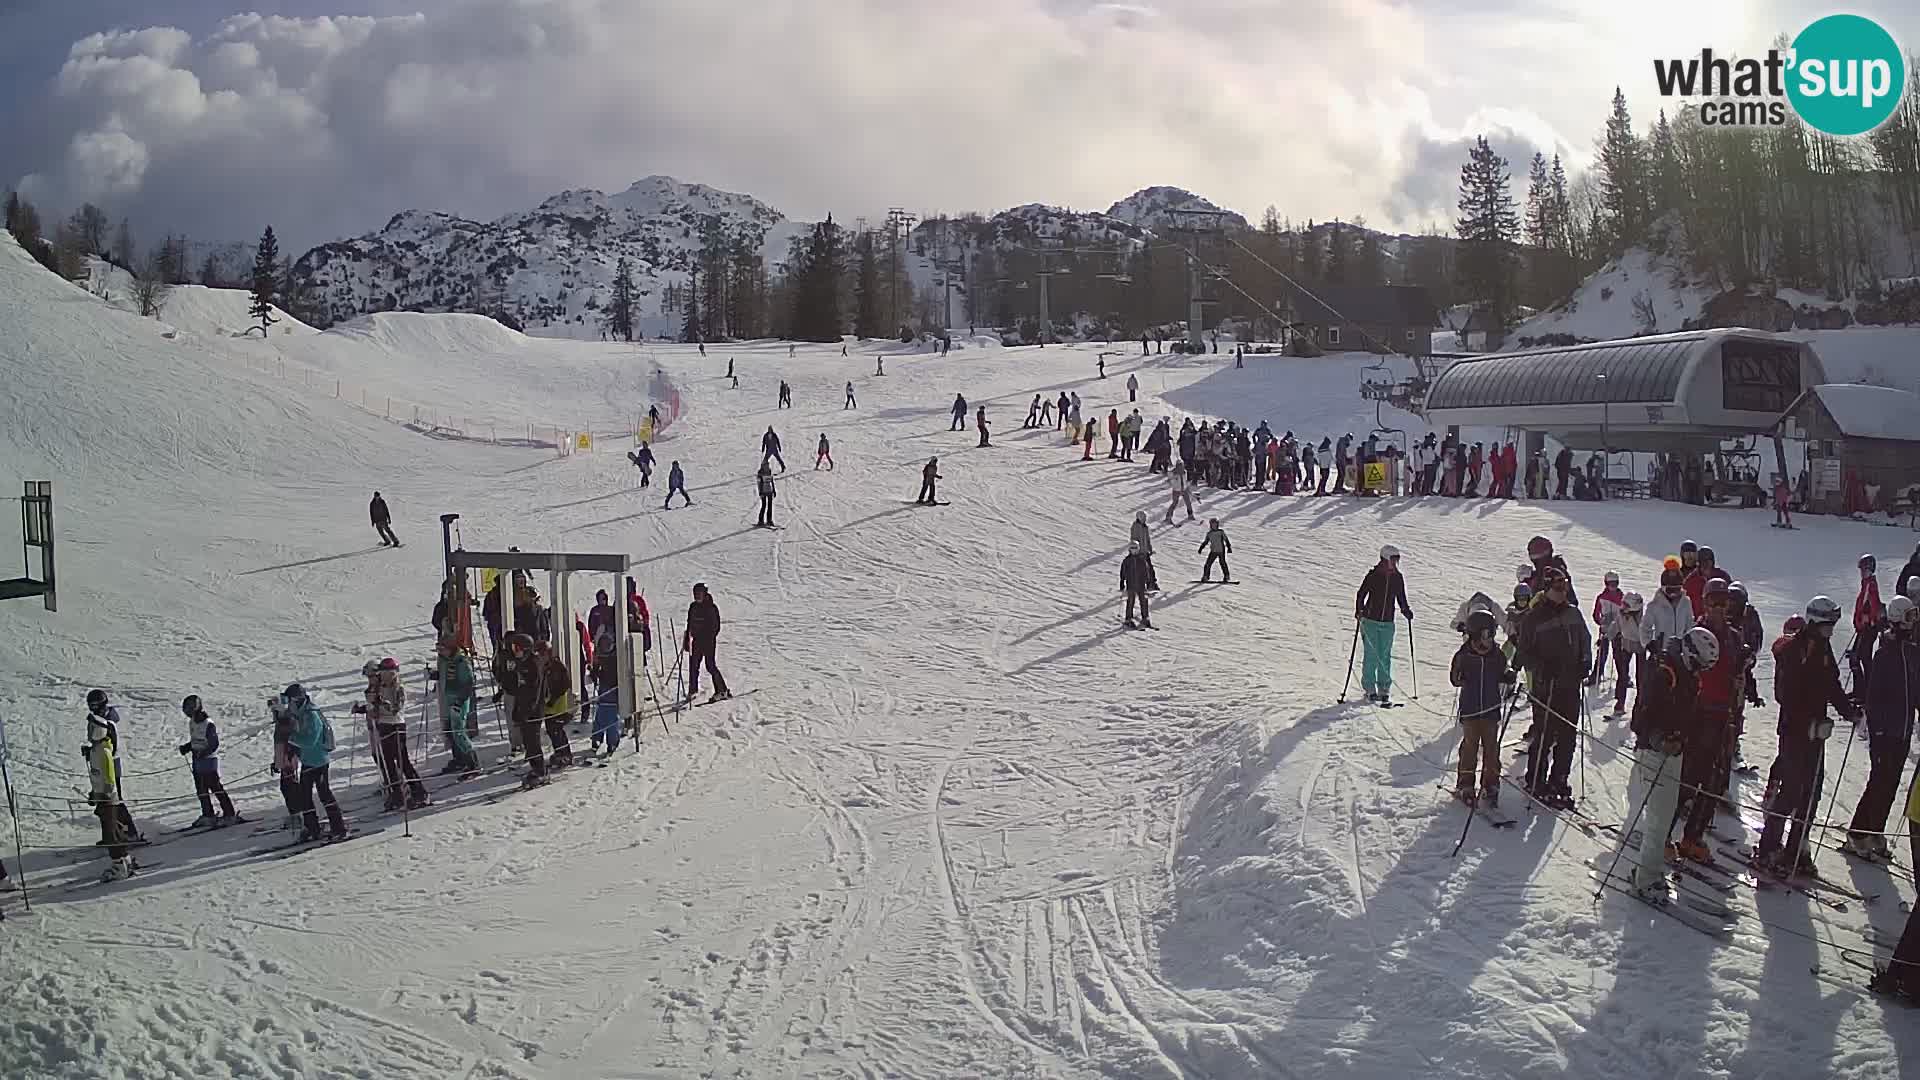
3,232,1919,1078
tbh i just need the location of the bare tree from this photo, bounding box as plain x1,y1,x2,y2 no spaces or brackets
131,251,174,318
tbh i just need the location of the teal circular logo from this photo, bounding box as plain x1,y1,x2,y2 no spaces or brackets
1787,15,1906,136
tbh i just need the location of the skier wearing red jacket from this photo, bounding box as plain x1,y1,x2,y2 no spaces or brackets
1672,577,1743,864
1851,553,1883,700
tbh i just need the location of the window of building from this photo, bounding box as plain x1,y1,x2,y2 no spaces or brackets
1404,328,1416,343
1327,326,1342,345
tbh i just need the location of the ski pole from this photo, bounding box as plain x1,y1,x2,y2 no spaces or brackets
1338,618,1361,703
1451,683,1524,858
1595,739,1671,899
1406,614,1419,700
1578,694,1588,807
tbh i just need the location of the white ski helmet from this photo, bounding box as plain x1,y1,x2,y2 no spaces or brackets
1516,563,1533,582
1380,544,1401,561
1622,591,1645,614
1889,595,1916,628
1128,540,1141,553
1805,595,1843,627
1603,570,1620,586
1680,626,1721,672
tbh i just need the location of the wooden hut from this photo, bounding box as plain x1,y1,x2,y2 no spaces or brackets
1772,384,1920,517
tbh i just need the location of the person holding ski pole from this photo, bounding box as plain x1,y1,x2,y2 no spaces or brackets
1198,519,1233,583
1755,596,1860,876
1622,627,1718,895
1451,608,1516,806
176,695,239,827
1355,546,1413,705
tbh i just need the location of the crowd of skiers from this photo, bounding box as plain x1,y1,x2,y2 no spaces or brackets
1430,534,1920,998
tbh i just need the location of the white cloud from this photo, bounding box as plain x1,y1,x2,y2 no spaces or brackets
13,0,1596,250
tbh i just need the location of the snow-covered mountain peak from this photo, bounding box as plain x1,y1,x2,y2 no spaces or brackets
1105,186,1249,232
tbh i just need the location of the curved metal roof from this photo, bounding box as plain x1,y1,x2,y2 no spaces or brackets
1425,334,1708,410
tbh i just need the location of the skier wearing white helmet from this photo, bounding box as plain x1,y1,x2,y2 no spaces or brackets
1755,597,1862,877
1129,512,1158,592
1354,546,1413,705
1845,594,1920,861
1589,570,1627,688
1624,625,1720,897
1606,591,1647,720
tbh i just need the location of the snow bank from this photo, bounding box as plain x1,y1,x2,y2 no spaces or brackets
1509,248,1713,344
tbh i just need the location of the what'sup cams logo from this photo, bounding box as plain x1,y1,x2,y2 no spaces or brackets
1653,14,1907,135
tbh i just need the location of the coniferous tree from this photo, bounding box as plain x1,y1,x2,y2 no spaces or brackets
1325,220,1348,284
1299,221,1323,281
1597,87,1650,251
199,251,221,287
1455,136,1522,333
249,226,280,335
789,215,844,342
854,230,881,338
112,219,135,269
1648,110,1682,226
605,256,637,341
681,264,703,343
1523,152,1552,248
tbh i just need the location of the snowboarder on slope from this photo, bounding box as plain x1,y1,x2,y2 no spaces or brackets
1451,608,1516,805
663,461,691,508
176,695,239,827
628,443,655,487
916,457,942,504
977,406,991,448
370,491,399,547
1198,519,1233,583
755,464,777,527
1121,542,1154,629
1355,546,1414,704
684,583,732,704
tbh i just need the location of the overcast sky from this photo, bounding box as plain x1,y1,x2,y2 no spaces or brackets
2,0,1914,254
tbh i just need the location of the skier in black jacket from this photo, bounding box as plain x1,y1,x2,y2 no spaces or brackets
754,464,777,527
370,492,399,547
1120,542,1154,628
1355,546,1414,704
684,583,732,703
1513,567,1590,806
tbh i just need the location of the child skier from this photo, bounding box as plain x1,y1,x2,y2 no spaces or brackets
664,461,691,508
816,433,833,471
358,658,428,811
86,707,135,882
591,626,623,755
1590,571,1626,688
1198,519,1233,583
1129,512,1158,591
1451,609,1516,806
176,695,240,827
1608,592,1646,720
437,643,480,775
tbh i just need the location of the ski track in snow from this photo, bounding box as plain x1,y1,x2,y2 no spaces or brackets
3,233,1920,1077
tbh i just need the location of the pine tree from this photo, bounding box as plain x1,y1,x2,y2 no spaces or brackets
199,251,221,287
112,219,135,269
1598,87,1650,251
249,226,279,335
1300,221,1323,281
854,230,881,338
1355,229,1384,286
1455,136,1522,334
1325,221,1348,284
1648,110,1682,226
681,264,702,344
789,216,845,342
1523,152,1551,248
605,256,637,341
1548,155,1574,255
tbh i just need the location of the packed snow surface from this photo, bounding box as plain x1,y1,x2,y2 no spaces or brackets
3,233,1919,1078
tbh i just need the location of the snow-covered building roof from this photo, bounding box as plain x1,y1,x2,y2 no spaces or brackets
1423,329,1829,452
1777,383,1920,442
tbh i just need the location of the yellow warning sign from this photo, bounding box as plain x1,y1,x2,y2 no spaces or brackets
576,431,593,451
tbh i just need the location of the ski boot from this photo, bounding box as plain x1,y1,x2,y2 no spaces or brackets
1872,834,1894,861
297,829,324,844
438,759,462,775
1840,832,1880,860
1675,838,1715,866
188,813,216,830
100,856,134,883
1139,620,1155,630
326,827,350,843
1794,850,1819,878
1452,784,1476,806
709,689,732,704
406,791,430,811
1480,785,1499,809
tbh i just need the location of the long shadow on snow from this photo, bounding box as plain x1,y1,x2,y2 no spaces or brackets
238,546,388,576
1163,703,1568,1077
1002,584,1222,676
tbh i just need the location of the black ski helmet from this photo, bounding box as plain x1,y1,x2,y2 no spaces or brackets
1680,540,1698,553
1513,582,1533,603
1727,581,1749,609
1697,545,1717,566
1527,535,1553,560
86,688,109,711
181,694,202,716
1465,609,1498,639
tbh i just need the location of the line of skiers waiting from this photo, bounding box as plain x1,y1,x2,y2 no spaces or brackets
1441,537,1920,894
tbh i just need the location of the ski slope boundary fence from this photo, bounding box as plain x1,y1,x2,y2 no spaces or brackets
229,352,687,456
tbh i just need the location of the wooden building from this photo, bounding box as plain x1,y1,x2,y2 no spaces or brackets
1773,384,1920,516
1279,284,1435,357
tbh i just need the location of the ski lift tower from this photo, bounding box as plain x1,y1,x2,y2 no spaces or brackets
0,482,55,612
1163,208,1230,348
